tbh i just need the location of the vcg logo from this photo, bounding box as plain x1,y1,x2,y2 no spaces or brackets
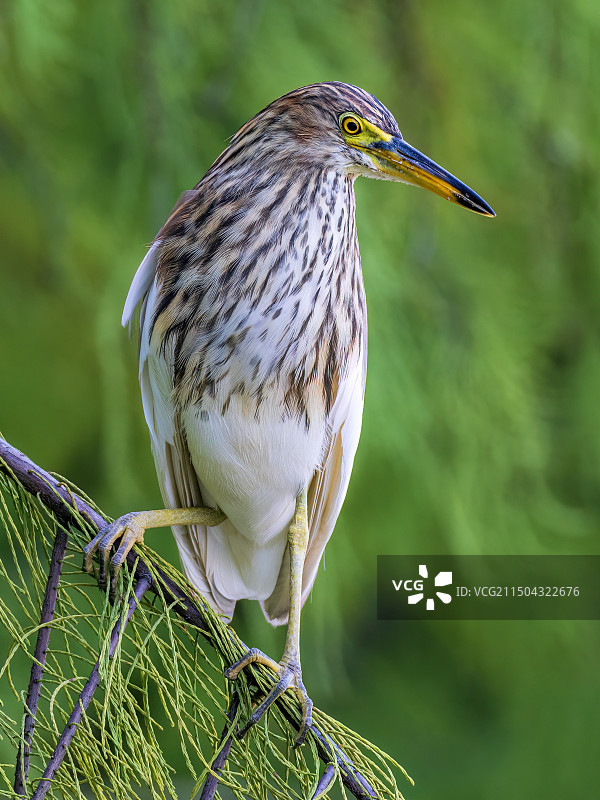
392,564,453,611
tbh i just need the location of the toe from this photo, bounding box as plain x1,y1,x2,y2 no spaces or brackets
230,658,313,745
294,694,313,746
82,532,103,574
97,524,125,589
225,648,280,680
108,524,145,600
237,675,293,738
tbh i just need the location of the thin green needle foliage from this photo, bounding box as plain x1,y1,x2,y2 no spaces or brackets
0,470,411,800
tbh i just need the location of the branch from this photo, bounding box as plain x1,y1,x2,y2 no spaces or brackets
0,437,378,799
199,694,240,800
0,438,210,633
14,526,69,796
31,576,152,800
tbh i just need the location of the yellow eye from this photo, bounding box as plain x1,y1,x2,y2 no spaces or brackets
341,115,363,136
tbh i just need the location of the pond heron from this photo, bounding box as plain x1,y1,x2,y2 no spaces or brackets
84,82,494,743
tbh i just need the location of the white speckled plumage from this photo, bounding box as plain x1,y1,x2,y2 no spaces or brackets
124,163,366,624
120,80,494,635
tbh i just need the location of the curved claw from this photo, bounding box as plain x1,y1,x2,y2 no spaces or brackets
225,648,313,746
82,513,144,601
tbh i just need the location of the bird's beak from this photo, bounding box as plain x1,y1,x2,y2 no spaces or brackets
369,135,495,217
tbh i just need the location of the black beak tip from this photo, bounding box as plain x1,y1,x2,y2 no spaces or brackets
455,191,496,218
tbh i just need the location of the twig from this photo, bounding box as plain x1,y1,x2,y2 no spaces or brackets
30,575,152,800
0,436,379,799
285,713,377,799
311,763,336,800
199,694,240,800
14,524,69,797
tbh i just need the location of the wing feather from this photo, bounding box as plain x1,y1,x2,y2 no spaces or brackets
122,189,199,329
123,233,236,620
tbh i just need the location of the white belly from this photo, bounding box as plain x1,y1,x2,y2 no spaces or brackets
182,396,327,542
181,396,328,602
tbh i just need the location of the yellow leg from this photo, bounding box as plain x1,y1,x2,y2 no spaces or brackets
225,488,313,746
83,507,225,600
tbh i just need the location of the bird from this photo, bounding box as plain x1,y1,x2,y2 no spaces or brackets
83,82,494,744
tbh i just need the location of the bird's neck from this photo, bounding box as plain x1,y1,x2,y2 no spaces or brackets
188,163,361,305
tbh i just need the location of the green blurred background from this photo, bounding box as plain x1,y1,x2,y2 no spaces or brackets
1,0,599,797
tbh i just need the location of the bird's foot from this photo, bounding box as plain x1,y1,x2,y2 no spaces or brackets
225,647,313,746
82,512,147,602
82,506,226,602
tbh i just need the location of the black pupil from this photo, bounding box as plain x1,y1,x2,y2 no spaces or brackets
346,119,359,133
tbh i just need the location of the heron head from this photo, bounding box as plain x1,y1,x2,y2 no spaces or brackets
236,82,495,217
